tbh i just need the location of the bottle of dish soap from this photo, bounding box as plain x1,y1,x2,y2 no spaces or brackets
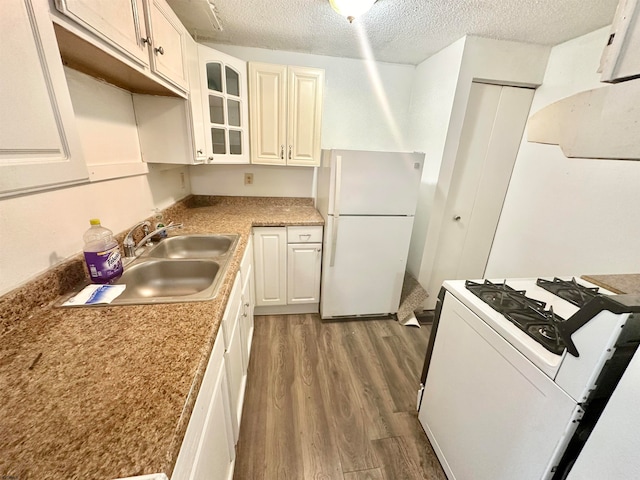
151,209,168,242
83,219,123,284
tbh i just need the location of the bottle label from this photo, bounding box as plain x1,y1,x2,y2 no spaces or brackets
84,245,123,283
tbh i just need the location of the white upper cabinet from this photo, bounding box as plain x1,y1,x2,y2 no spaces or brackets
53,0,188,96
144,0,188,90
600,0,640,82
54,0,149,68
199,45,250,164
248,62,324,167
1,0,88,198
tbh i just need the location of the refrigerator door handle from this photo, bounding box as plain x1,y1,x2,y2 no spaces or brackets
330,155,343,267
330,216,339,267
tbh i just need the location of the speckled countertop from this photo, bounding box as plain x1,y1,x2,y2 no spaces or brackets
0,196,323,480
581,274,640,295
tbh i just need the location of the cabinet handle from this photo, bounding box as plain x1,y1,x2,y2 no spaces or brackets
288,145,292,160
280,145,284,159
244,302,250,307
141,36,151,46
197,149,203,155
300,234,311,241
208,156,214,162
316,248,321,253
155,46,165,55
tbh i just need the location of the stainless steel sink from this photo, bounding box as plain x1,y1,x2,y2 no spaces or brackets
145,234,237,259
61,233,239,306
110,259,221,304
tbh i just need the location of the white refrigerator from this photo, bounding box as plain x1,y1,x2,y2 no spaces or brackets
316,149,424,319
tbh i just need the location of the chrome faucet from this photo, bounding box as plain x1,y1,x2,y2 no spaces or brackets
123,220,151,258
135,222,183,250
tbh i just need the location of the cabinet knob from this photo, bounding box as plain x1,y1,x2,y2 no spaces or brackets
208,156,214,162
453,215,461,221
244,302,249,307
154,46,165,55
316,248,321,253
141,36,151,46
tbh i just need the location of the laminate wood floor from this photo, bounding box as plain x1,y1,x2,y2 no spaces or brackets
233,314,447,480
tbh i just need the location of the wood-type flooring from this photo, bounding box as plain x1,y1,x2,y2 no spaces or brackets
233,314,447,480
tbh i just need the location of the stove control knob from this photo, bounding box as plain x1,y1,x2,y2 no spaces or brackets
453,215,461,221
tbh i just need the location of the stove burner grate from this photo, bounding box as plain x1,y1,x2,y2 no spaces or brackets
465,280,566,355
536,277,600,308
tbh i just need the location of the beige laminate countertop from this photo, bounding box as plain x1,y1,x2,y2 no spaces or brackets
0,196,323,480
581,274,640,295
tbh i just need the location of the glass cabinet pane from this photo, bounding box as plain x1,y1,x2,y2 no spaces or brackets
229,130,242,155
225,67,240,96
211,128,226,154
206,63,222,92
209,95,224,124
227,99,241,127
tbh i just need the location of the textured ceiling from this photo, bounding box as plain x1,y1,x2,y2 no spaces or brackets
167,0,619,65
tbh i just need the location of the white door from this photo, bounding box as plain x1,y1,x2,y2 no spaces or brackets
321,215,414,318
287,243,322,304
424,83,534,308
327,150,424,216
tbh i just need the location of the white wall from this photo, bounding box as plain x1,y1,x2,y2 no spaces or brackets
411,37,550,298
189,43,416,198
486,27,640,277
190,164,315,197
406,38,465,276
0,72,190,296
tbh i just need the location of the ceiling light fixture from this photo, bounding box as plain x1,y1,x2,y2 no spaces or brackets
329,0,376,23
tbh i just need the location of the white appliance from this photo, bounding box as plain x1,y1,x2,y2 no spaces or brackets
316,149,424,319
417,277,640,480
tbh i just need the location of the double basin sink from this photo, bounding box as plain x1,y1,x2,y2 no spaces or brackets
71,234,238,306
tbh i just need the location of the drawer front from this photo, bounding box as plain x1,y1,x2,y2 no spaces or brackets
287,225,323,243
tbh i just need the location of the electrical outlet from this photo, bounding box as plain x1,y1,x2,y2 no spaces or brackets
244,173,254,185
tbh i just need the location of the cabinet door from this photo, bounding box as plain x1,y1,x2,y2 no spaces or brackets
253,227,287,306
200,46,250,164
188,365,235,480
248,63,288,165
145,0,188,91
287,66,324,167
1,0,88,197
54,0,149,67
224,310,246,443
240,262,254,370
287,243,322,304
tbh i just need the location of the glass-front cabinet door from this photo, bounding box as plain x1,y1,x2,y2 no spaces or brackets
198,45,249,164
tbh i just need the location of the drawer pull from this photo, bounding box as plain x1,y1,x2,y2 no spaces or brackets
299,234,311,240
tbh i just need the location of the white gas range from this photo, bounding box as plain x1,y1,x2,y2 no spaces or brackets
417,277,640,480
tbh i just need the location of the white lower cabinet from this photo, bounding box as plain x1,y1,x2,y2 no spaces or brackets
287,243,322,304
223,273,247,442
253,226,322,314
172,239,255,479
253,227,287,307
171,330,234,480
239,237,255,369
